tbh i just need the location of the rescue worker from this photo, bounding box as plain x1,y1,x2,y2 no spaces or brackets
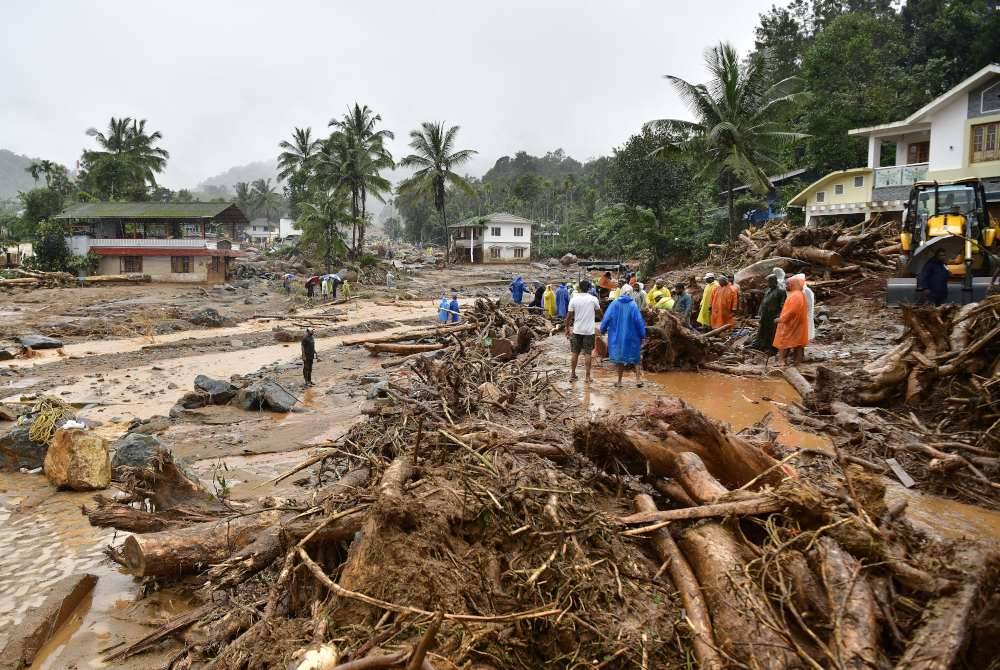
600,284,647,388
696,273,718,329
543,284,557,316
774,274,810,367
709,275,738,329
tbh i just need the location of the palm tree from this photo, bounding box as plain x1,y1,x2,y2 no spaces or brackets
233,182,255,218
83,116,170,199
297,190,350,273
277,127,322,181
327,104,395,256
646,42,804,240
251,178,283,222
397,122,477,265
26,160,57,186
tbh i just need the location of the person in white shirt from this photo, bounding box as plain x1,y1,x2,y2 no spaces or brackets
564,279,601,383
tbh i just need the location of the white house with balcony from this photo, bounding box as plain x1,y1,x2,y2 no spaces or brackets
449,212,533,264
791,63,1000,226
55,202,249,282
246,218,280,248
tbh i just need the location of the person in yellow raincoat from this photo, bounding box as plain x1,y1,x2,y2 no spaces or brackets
543,284,557,316
696,272,717,329
647,280,664,305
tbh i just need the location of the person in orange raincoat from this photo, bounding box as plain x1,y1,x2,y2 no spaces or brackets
773,274,810,366
709,275,738,328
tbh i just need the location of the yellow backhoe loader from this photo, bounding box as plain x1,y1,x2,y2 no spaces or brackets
887,178,999,305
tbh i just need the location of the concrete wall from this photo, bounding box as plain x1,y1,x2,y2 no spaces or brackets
482,244,530,263
928,95,968,172
806,171,871,207
483,222,531,245
97,255,211,282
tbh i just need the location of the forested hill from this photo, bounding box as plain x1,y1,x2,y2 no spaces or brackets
194,160,280,196
0,149,41,200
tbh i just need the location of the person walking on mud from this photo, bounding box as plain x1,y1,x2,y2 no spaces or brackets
600,284,647,388
301,328,317,386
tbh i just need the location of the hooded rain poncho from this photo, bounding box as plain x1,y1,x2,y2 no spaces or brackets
697,281,718,327
543,285,557,316
510,277,526,303
773,275,809,350
438,297,450,322
600,294,646,365
753,280,786,352
555,284,570,317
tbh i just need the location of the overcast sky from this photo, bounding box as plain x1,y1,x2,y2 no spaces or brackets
1,0,774,189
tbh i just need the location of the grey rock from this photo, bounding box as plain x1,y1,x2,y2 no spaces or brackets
194,374,236,403
236,380,297,413
0,424,47,471
17,335,64,349
111,432,162,471
178,391,210,409
0,349,14,361
366,381,389,400
189,308,226,327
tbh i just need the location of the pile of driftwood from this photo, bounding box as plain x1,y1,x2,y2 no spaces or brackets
83,323,1000,669
0,268,76,288
350,299,556,367
641,310,728,371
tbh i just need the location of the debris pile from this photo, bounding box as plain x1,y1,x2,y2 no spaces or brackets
84,333,1000,668
0,268,76,288
641,310,723,371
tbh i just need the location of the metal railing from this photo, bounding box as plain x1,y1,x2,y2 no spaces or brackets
86,238,240,251
874,163,928,188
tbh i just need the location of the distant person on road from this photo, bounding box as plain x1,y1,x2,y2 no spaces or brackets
751,273,785,353
438,295,450,322
305,275,319,298
696,273,718,329
917,248,950,306
773,274,809,367
565,279,601,383
301,328,317,386
282,273,294,295
449,293,460,323
543,284,557,316
672,283,692,321
709,275,738,329
510,276,527,304
555,282,570,318
600,284,647,388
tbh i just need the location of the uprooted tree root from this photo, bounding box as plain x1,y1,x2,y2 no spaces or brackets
87,310,1000,669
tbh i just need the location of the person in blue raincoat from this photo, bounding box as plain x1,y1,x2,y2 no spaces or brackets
510,276,526,304
600,284,647,388
448,293,460,323
555,283,570,318
438,295,450,322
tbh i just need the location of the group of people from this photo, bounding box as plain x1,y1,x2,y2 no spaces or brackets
284,272,346,300
562,279,646,387
749,267,816,366
437,293,461,323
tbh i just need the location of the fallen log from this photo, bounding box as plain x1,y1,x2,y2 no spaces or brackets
782,366,814,402
733,257,799,287
895,576,982,670
619,496,782,527
633,495,723,670
121,510,283,577
364,342,445,355
672,451,729,502
816,536,880,670
81,273,151,283
345,323,476,346
775,242,844,268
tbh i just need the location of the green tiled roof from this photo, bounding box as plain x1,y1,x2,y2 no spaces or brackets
56,202,248,223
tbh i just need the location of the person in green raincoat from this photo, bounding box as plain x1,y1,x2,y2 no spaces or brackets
751,273,786,353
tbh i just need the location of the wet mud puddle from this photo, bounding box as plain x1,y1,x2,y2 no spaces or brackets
574,368,829,449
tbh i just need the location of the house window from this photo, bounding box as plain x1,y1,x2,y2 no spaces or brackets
816,191,825,203
513,248,525,259
171,256,192,273
907,141,930,164
489,247,500,259
122,256,142,273
491,226,501,236
972,122,999,163
834,184,844,195
854,175,864,188
513,227,524,237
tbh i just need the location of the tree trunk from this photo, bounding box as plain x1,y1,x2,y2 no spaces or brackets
121,511,283,577
727,172,735,242
815,537,880,670
359,184,367,257
440,203,449,267
633,495,723,670
364,342,445,355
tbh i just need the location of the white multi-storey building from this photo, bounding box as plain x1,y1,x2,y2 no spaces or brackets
449,212,533,264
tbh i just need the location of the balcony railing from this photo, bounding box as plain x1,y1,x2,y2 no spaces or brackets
86,238,240,251
874,163,928,188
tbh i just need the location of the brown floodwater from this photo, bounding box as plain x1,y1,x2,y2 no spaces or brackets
885,482,1000,544
573,368,829,450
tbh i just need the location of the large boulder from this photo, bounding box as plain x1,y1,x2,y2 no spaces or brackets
0,424,47,471
193,375,237,403
43,428,111,490
188,308,227,327
0,349,15,361
177,391,210,409
17,335,64,350
236,380,297,413
111,432,162,472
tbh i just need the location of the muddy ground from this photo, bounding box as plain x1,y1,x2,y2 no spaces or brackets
1,260,998,669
